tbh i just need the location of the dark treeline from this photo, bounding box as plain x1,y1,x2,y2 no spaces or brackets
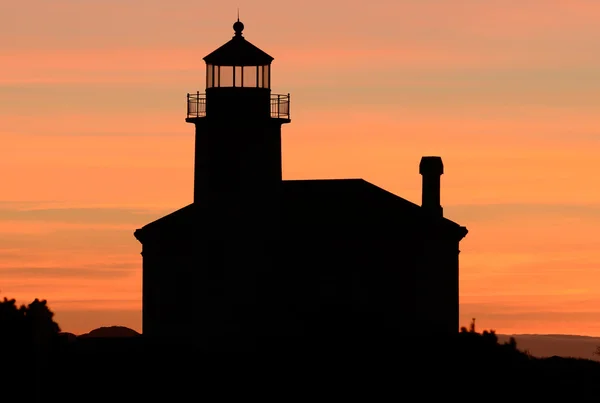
2,298,600,401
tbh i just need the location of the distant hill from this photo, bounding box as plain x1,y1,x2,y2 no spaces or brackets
59,332,77,342
78,326,140,339
68,328,599,360
497,334,600,361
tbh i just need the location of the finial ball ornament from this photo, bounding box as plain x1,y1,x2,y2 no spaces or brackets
233,20,244,36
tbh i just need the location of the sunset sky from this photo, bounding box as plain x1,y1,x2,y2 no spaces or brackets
1,0,600,336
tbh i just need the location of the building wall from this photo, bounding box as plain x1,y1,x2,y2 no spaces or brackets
142,233,460,351
278,237,418,340
414,236,461,337
142,245,196,342
141,247,156,337
142,237,278,350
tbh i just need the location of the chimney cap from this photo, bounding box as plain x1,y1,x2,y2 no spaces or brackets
419,156,444,175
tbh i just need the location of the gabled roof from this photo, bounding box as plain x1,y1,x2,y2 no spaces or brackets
281,179,467,239
203,35,274,66
134,179,467,245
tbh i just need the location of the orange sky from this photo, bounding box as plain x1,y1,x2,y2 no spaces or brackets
1,0,600,336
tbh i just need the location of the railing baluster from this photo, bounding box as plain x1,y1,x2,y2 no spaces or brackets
196,91,200,117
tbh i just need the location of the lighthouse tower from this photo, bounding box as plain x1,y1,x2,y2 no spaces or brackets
186,19,290,240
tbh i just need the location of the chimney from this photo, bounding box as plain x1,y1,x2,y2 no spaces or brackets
419,156,444,217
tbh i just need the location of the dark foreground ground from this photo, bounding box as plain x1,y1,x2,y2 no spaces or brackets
4,331,600,402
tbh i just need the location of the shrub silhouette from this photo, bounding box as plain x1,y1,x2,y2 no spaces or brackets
458,318,530,366
0,297,61,349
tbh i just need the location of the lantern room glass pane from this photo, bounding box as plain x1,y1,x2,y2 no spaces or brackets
262,65,270,88
219,66,234,87
243,66,257,88
234,66,242,87
207,64,213,88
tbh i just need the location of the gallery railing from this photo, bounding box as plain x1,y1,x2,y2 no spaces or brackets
186,92,290,120
187,92,207,118
270,93,290,120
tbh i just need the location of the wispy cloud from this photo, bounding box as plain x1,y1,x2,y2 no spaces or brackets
0,206,171,225
447,203,600,223
0,264,133,279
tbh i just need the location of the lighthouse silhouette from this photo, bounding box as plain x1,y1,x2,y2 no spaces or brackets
134,20,468,352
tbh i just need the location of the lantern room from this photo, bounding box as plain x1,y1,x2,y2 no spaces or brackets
186,19,290,122
204,19,273,90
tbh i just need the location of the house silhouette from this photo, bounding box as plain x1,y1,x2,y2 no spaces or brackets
134,20,468,352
